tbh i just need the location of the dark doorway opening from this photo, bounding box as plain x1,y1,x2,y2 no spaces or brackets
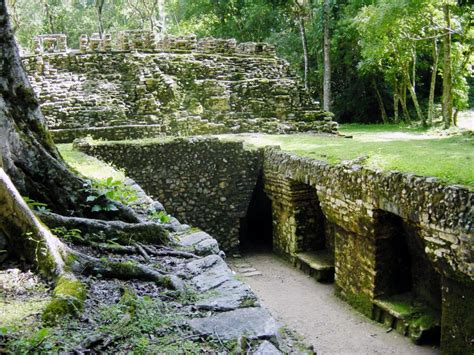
375,212,441,346
239,174,273,252
292,182,334,282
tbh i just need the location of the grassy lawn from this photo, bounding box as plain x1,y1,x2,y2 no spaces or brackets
226,124,474,189
58,123,474,190
59,144,127,181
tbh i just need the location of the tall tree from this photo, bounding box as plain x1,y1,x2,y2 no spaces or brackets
96,0,105,38
322,0,331,111
293,0,310,90
442,2,453,128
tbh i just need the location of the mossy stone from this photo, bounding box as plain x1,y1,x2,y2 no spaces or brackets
42,275,86,324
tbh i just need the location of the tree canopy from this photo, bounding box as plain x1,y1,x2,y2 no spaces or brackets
7,0,473,125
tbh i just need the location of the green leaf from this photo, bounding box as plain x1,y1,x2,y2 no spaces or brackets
86,195,98,202
106,204,119,211
91,205,103,212
0,327,9,335
36,328,50,341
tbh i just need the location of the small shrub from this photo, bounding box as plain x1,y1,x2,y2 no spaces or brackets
84,177,138,212
22,196,51,213
148,210,171,224
51,227,82,242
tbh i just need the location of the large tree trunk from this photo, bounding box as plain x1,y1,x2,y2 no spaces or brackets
322,0,331,112
442,3,453,129
0,1,139,221
0,0,87,214
0,0,178,323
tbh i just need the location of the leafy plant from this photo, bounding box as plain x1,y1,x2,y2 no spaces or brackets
84,177,138,212
148,210,171,224
51,227,82,242
22,196,51,213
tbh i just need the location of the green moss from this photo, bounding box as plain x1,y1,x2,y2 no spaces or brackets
42,275,87,324
240,297,257,307
0,299,50,328
335,287,373,318
110,260,139,274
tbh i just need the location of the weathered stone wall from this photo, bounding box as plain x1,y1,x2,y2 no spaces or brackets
23,33,337,142
76,137,473,352
263,148,473,353
77,138,263,251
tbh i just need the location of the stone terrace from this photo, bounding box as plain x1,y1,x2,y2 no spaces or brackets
23,32,337,142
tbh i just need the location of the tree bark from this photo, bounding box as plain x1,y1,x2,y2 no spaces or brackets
405,68,425,125
96,0,105,39
428,37,439,125
372,78,388,124
41,0,55,33
0,1,179,323
442,3,453,129
322,0,331,111
399,80,411,123
297,10,309,90
393,80,400,123
158,0,166,33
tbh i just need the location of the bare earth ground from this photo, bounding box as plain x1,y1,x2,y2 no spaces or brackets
229,253,440,355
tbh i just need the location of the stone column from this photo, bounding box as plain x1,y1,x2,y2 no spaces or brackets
441,277,474,353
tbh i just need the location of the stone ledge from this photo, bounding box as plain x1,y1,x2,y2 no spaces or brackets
295,250,335,282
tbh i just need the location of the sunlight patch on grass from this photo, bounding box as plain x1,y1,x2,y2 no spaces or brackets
58,144,126,181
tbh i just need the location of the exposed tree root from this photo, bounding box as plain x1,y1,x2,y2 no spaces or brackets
0,168,184,324
0,2,189,327
136,244,151,260
70,251,184,291
70,234,138,254
38,212,170,245
154,249,200,259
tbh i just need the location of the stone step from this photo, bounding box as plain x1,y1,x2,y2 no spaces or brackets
294,250,334,282
373,293,440,345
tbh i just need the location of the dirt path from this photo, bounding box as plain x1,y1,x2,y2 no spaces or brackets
228,253,439,355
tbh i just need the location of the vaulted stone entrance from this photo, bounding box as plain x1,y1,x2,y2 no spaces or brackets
373,212,441,345
263,172,334,282
239,174,273,252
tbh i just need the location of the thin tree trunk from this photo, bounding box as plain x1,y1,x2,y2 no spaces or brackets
393,80,400,123
298,12,309,90
42,0,55,33
96,0,105,39
453,108,459,126
428,37,439,125
400,81,411,123
322,0,331,111
405,69,425,125
158,0,166,33
442,3,453,129
372,78,388,124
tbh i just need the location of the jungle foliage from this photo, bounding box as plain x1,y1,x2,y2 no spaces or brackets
7,0,473,125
